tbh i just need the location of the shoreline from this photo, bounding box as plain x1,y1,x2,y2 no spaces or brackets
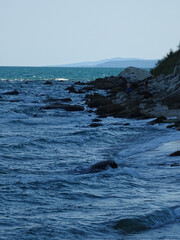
70,67,180,130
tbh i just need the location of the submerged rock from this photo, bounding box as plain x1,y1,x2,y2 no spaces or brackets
169,151,180,157
65,86,77,93
3,90,19,95
170,162,180,167
60,98,72,102
44,81,52,85
64,105,84,111
43,103,84,111
89,123,103,128
149,116,167,125
90,160,118,172
92,118,102,122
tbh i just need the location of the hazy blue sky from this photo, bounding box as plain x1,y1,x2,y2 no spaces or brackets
0,0,180,66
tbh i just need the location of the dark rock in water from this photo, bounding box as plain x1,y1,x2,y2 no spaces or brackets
96,103,125,117
74,81,86,85
90,160,118,172
60,98,72,102
170,151,180,157
86,93,112,108
44,81,52,85
149,116,167,125
166,121,180,130
64,105,84,111
3,90,19,95
82,86,94,91
10,100,20,103
77,89,85,94
89,123,103,128
43,103,84,111
170,162,180,167
44,97,72,103
92,118,102,122
65,86,77,93
123,123,130,126
87,110,94,113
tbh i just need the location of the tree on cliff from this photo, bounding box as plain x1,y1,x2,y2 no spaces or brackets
151,44,180,77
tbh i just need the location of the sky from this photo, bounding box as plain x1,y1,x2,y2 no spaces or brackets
0,0,180,66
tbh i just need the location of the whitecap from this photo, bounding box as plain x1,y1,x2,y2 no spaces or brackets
54,78,69,81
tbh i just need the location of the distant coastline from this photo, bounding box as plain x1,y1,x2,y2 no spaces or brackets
46,57,158,69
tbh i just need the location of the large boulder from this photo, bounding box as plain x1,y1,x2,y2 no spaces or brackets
119,67,152,82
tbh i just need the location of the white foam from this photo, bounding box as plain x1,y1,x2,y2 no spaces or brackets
54,78,69,81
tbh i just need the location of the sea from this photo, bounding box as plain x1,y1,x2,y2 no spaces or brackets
0,67,180,240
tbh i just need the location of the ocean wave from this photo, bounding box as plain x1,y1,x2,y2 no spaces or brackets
113,206,180,234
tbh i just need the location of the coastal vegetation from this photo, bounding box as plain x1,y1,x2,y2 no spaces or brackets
150,44,180,76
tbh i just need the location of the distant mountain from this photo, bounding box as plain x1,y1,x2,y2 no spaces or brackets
50,57,158,68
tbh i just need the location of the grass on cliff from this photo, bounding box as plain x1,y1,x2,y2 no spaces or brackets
150,47,180,77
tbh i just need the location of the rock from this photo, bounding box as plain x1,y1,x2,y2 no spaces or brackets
44,97,72,103
119,67,152,82
44,81,52,85
10,100,20,102
77,89,85,94
169,151,180,157
92,118,102,122
90,160,118,172
127,106,145,118
81,86,94,91
65,86,77,93
85,93,112,108
91,76,126,90
115,91,127,102
170,162,180,167
64,105,84,111
173,60,180,75
74,81,86,85
89,123,103,128
3,90,19,95
123,123,130,126
60,98,72,102
163,90,180,109
43,103,84,111
96,103,125,117
149,116,167,125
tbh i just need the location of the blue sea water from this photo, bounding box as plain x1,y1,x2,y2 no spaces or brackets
0,67,180,240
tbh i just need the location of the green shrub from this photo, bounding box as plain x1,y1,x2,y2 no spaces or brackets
150,48,180,77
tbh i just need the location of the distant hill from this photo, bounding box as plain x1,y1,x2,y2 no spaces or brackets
96,59,157,68
50,58,158,68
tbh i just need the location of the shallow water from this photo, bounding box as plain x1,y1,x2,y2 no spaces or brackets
0,67,180,239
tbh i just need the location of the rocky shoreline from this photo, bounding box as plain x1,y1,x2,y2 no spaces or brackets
65,66,180,131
